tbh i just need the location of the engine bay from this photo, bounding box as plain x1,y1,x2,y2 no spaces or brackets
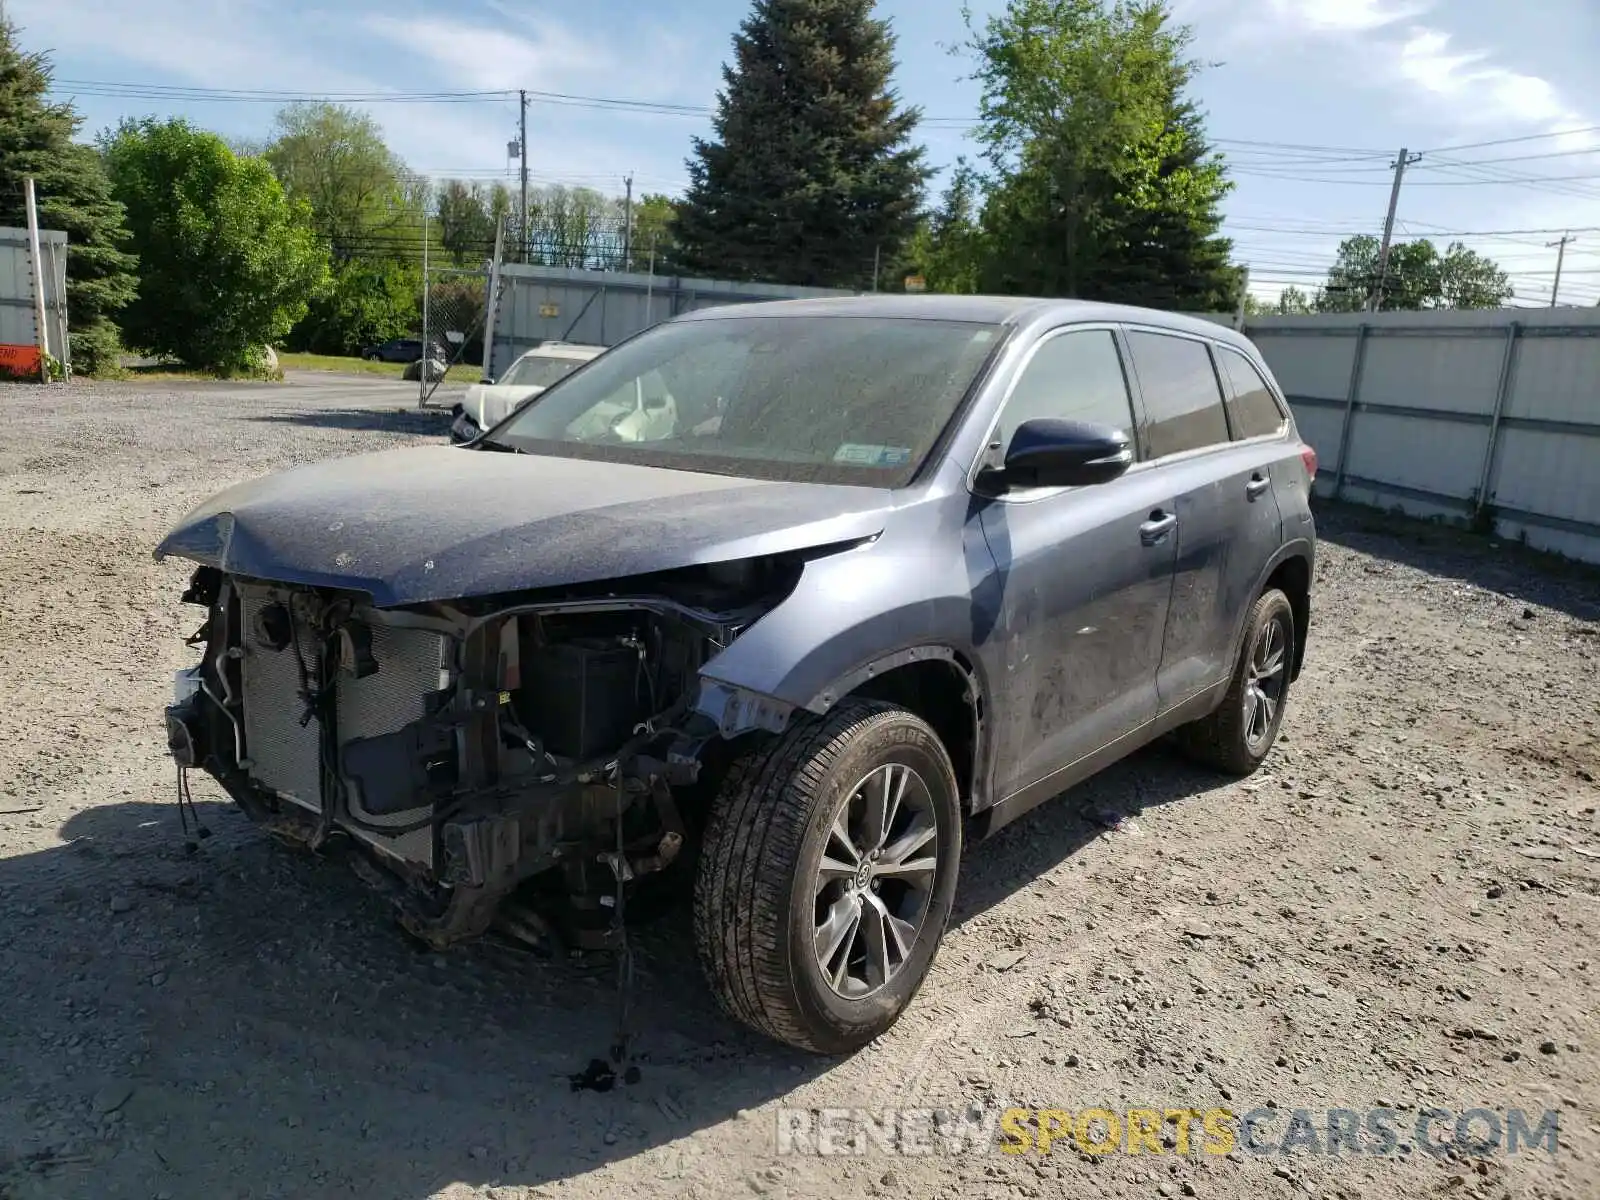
165,555,804,949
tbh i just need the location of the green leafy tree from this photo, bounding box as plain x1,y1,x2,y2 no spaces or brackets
102,118,329,372
674,0,929,287
0,20,137,374
436,180,497,266
907,158,985,293
1439,241,1513,309
966,0,1237,309
265,103,416,256
1316,235,1512,311
287,256,418,356
526,184,615,267
1276,285,1313,315
629,193,680,272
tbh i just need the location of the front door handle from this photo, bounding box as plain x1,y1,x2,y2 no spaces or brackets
1246,473,1271,499
1140,511,1178,545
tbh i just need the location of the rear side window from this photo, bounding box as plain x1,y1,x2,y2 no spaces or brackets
994,328,1136,452
1125,331,1230,458
1216,346,1287,440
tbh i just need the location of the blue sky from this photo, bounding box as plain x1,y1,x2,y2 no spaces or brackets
12,0,1600,305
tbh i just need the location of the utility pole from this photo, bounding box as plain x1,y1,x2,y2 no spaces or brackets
518,89,529,264
420,202,430,406
1370,147,1423,312
622,174,634,272
23,178,49,383
1547,232,1577,307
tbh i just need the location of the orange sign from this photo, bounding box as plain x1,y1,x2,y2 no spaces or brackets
0,344,42,378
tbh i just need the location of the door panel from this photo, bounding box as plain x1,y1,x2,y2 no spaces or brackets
966,325,1177,804
1151,447,1282,705
1121,333,1287,709
977,478,1177,800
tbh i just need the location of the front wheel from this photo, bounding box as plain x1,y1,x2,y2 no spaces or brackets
694,699,962,1055
1176,587,1295,775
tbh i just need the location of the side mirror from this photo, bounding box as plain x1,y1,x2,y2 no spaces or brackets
986,419,1133,490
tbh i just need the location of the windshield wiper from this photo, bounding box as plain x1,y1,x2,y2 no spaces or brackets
473,435,522,454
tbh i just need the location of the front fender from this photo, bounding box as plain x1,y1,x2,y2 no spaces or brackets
697,492,998,718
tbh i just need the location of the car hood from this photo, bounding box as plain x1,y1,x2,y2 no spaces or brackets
155,446,893,606
458,383,545,426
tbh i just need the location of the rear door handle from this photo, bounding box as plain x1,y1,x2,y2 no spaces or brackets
1246,473,1271,499
1140,511,1178,545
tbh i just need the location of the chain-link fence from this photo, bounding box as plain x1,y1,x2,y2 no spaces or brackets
418,266,495,404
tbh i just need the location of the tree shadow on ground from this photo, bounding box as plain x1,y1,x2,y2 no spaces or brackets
243,409,454,437
1313,498,1600,624
0,741,1230,1200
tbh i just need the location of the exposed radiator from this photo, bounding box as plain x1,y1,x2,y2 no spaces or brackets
236,584,449,867
337,623,450,743
239,587,323,812
338,622,450,869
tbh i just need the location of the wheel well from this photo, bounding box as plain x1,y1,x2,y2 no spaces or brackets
1265,555,1311,679
847,660,977,809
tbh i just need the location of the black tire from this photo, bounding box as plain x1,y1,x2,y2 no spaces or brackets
1176,588,1295,775
694,698,962,1055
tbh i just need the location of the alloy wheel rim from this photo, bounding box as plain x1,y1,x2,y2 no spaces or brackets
813,762,939,1000
1243,615,1289,752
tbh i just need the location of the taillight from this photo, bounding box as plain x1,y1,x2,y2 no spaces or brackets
1300,444,1318,483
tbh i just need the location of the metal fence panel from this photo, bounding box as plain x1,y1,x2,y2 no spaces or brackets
1241,307,1600,563
1490,428,1600,527
1345,410,1487,503
1505,336,1600,425
487,263,852,379
0,227,68,364
1360,333,1504,416
1254,331,1358,402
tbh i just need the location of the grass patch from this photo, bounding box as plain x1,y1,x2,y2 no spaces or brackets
122,362,283,383
278,352,479,380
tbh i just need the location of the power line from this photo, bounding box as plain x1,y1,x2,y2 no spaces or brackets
1419,123,1600,155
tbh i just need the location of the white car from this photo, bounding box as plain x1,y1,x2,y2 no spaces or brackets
449,343,605,443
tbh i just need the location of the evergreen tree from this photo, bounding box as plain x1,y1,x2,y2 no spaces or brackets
907,158,985,293
0,20,137,374
1092,100,1241,311
674,0,929,288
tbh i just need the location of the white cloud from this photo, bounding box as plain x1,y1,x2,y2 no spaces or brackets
1264,0,1427,34
359,16,617,94
8,0,707,195
1397,29,1580,130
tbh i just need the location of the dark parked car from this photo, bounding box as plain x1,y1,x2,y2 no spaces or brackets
159,297,1315,1054
361,337,446,363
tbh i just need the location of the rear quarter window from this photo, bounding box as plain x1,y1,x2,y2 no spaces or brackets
1124,331,1230,458
1216,346,1288,440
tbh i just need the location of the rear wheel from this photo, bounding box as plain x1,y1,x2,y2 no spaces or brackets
694,699,961,1054
1176,588,1294,775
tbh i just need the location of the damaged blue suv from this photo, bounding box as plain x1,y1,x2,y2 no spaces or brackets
159,296,1316,1054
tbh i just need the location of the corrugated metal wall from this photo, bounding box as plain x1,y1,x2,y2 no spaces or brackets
0,227,69,367
487,262,851,379
1242,308,1600,563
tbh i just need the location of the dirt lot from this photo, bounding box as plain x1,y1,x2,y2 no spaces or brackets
1,376,1597,1200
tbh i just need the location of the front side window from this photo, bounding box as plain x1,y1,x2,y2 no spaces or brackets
1216,346,1288,440
492,316,1003,486
1125,331,1231,458
992,328,1137,456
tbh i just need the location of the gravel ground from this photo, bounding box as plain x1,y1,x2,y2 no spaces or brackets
1,376,1597,1200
